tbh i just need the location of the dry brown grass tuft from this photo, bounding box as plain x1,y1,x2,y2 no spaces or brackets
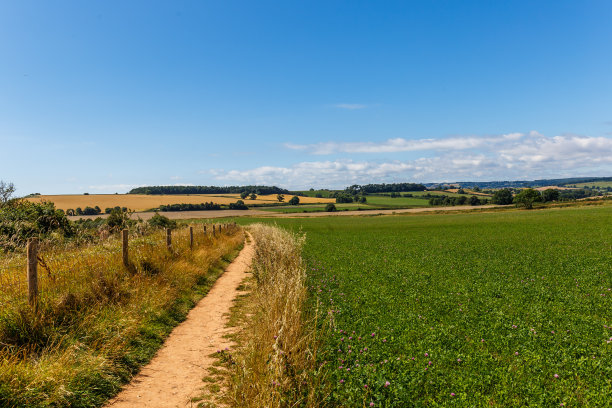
226,224,323,408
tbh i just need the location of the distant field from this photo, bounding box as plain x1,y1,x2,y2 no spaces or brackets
565,181,612,189
239,204,612,406
26,194,334,212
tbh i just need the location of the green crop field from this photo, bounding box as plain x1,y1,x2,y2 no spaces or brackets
565,181,612,189
241,205,612,406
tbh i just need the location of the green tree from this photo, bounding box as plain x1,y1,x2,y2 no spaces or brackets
288,196,300,205
325,203,337,212
491,188,513,205
249,193,257,200
541,189,560,202
107,208,131,231
0,180,16,207
277,194,285,202
240,191,249,199
514,188,541,209
468,196,481,206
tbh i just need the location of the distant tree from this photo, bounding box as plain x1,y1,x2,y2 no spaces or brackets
229,200,249,210
249,193,257,200
66,209,75,216
325,203,337,212
315,193,323,198
94,205,101,214
83,192,89,195
0,180,16,207
288,196,300,205
277,194,285,202
104,207,112,214
468,196,481,206
358,196,367,204
541,189,560,202
75,207,83,215
514,188,541,209
491,188,513,205
472,186,481,192
457,188,465,194
240,191,249,200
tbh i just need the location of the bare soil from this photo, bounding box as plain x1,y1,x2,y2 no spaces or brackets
106,233,255,408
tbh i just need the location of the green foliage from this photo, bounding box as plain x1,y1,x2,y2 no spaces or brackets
514,188,542,209
262,206,612,406
491,188,513,205
147,212,178,229
240,191,249,200
325,203,337,212
277,194,285,202
158,202,221,212
335,194,354,204
0,180,16,207
288,196,300,205
0,200,73,251
468,195,481,205
249,193,257,200
128,185,288,195
229,200,249,210
106,208,132,232
542,189,561,202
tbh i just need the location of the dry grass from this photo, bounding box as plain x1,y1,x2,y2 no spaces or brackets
0,225,244,407
26,194,334,212
225,224,323,408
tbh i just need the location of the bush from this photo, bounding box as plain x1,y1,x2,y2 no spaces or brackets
229,200,249,210
148,212,178,229
514,188,542,209
469,196,482,206
335,194,354,204
106,208,132,232
325,203,337,212
288,196,300,205
491,189,513,205
0,200,74,251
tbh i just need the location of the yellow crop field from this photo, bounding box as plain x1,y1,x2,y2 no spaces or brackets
26,193,334,212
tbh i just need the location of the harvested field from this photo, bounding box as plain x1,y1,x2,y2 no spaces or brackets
26,194,334,212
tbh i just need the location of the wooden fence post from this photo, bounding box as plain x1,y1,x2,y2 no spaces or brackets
166,228,172,250
203,225,207,234
27,238,38,307
189,226,194,249
122,229,129,266
213,225,216,237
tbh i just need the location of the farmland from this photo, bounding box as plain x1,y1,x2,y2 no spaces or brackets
25,193,334,212
240,205,612,406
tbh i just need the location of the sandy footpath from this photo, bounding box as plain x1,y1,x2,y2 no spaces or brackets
106,233,254,408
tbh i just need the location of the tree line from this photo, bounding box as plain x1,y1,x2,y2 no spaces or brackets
129,185,289,195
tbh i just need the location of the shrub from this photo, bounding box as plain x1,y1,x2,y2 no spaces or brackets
229,200,249,210
491,188,513,205
325,203,337,212
148,212,178,229
468,196,481,206
288,196,300,205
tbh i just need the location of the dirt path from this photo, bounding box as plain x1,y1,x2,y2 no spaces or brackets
106,233,254,408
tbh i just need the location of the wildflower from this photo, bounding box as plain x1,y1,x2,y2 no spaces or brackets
515,352,519,356
451,393,456,397
384,381,390,387
554,374,559,379
371,332,376,337
370,403,374,407
428,361,432,365
364,384,368,389
340,379,345,384
457,358,462,362
424,352,429,357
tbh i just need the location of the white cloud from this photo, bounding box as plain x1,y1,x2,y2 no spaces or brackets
213,132,612,188
333,103,367,110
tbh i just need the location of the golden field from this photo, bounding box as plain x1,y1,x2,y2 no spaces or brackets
26,193,335,212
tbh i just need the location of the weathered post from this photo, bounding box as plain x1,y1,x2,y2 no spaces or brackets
27,238,38,307
189,226,194,249
203,225,207,234
166,228,172,250
122,229,129,267
213,225,216,237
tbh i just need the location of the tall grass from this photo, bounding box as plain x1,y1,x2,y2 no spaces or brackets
0,225,243,407
226,224,323,408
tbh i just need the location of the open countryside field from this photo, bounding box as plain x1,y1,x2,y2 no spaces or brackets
565,181,612,189
26,193,334,212
238,204,612,406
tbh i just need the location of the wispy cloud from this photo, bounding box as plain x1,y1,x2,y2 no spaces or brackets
333,103,367,110
214,132,612,188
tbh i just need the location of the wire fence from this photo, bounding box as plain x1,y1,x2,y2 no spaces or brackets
0,222,239,310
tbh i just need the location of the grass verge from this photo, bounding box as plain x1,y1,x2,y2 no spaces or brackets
0,227,244,407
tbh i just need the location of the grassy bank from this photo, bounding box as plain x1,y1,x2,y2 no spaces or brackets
0,226,244,407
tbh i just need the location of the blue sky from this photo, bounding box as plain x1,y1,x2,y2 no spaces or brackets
1,0,612,194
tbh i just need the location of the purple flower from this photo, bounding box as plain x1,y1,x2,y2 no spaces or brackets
384,381,390,387
340,379,345,384
515,352,519,356
424,352,429,357
554,374,559,379
371,333,376,337
369,403,374,407
450,393,456,397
